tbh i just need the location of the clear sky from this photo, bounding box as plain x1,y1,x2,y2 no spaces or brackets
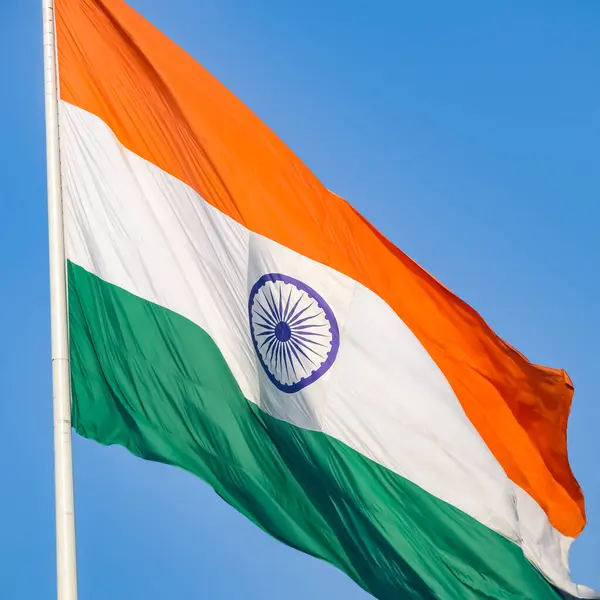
1,1,598,598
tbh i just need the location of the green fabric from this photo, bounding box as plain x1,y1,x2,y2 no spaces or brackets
68,261,568,600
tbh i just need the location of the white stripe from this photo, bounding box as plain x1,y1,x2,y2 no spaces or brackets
59,100,595,598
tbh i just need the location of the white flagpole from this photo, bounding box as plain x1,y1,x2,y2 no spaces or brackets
43,0,79,598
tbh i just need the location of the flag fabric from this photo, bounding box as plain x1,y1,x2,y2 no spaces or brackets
55,1,596,598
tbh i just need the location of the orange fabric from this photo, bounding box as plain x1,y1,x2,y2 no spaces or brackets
55,0,585,536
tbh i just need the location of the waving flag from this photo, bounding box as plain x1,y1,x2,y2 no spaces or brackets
54,1,595,597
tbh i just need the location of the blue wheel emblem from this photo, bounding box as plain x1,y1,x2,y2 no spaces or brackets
248,273,340,393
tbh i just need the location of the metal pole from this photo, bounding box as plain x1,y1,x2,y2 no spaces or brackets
43,0,79,598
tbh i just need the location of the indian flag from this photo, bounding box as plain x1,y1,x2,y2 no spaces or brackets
55,1,595,598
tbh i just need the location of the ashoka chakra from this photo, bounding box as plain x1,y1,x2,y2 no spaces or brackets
248,273,340,393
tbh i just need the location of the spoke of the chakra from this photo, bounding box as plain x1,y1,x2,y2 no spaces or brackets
294,333,330,342
254,301,278,327
286,339,308,372
287,303,316,327
291,335,324,358
289,312,320,328
270,340,278,373
291,323,329,331
256,330,276,339
292,333,329,349
278,343,287,380
267,347,277,372
278,285,284,324
266,287,282,322
274,340,282,374
257,312,278,330
254,320,275,333
265,296,281,324
265,336,279,362
284,292,304,324
259,294,276,325
292,329,330,342
261,335,275,357
289,338,320,366
259,339,274,354
257,333,274,349
254,325,274,337
269,336,282,364
279,342,287,377
283,344,296,379
283,346,292,380
282,286,294,322
291,328,330,339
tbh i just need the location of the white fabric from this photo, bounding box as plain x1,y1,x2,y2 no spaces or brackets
59,100,596,598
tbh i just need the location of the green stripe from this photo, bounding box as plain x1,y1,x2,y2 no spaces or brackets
68,261,568,600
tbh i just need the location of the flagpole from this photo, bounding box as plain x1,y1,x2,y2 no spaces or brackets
43,0,79,598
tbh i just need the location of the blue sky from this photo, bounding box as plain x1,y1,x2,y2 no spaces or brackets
1,0,598,598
